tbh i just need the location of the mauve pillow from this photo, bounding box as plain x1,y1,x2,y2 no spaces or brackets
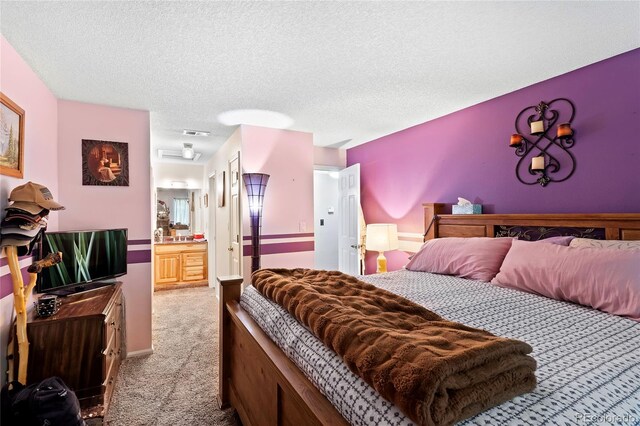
531,235,574,246
491,239,640,321
405,237,513,282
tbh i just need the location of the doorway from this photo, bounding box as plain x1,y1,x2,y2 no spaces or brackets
313,169,340,270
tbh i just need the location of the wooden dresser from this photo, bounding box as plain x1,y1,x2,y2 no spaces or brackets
13,283,124,415
154,241,208,290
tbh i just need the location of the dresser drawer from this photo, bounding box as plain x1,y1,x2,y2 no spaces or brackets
104,307,120,349
102,352,120,410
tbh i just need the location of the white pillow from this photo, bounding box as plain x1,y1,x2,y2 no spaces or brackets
569,238,640,250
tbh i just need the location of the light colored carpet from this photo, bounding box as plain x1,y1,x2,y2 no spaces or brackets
105,287,238,426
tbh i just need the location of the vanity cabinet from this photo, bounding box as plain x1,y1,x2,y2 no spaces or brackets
154,242,208,290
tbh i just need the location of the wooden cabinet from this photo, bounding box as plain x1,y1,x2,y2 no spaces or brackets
154,242,208,290
12,283,124,416
155,253,181,284
182,251,207,282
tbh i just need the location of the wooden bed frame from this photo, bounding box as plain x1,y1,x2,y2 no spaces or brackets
217,203,640,426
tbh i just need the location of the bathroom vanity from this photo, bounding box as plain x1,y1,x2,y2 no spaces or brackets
153,239,208,291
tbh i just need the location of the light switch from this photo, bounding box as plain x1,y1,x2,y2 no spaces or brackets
320,219,324,226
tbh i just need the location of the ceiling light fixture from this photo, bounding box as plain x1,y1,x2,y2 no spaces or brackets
182,143,195,159
217,109,294,129
183,129,210,137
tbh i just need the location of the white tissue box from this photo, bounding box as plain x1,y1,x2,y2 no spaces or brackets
452,204,482,214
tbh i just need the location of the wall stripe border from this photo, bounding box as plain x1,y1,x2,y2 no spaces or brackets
243,241,315,257
1,238,153,298
243,233,314,241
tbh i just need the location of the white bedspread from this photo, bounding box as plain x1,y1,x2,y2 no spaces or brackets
240,270,640,426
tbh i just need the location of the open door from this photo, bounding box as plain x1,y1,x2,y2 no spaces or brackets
229,153,241,276
338,164,361,275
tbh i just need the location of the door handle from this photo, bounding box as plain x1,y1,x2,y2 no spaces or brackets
350,244,362,249
228,247,233,252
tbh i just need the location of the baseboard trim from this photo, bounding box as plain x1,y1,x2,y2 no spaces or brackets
126,347,154,358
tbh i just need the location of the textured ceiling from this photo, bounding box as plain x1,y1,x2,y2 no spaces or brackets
1,1,639,164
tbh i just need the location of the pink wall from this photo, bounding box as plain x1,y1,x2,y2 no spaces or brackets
348,48,640,274
57,100,152,354
0,36,60,384
240,125,315,278
314,146,346,168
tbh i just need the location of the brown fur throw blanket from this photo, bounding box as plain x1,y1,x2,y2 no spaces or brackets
252,268,537,426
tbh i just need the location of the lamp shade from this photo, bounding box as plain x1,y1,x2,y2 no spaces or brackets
365,224,399,252
243,173,270,215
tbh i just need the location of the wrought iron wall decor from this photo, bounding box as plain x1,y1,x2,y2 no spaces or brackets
510,98,576,187
494,225,605,241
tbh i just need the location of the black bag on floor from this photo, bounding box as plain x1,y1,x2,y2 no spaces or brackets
1,376,86,426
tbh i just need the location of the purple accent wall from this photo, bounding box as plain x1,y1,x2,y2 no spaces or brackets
0,266,30,299
243,233,315,241
347,49,640,273
126,250,152,264
243,241,315,257
128,239,151,245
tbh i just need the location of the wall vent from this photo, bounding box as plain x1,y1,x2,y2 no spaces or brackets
182,129,210,137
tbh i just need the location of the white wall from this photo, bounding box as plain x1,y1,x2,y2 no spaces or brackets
204,128,242,283
191,188,203,233
314,171,340,270
153,162,204,189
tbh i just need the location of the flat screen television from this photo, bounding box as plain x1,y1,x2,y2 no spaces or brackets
37,229,128,295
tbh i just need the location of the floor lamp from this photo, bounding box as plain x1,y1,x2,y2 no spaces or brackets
242,173,270,273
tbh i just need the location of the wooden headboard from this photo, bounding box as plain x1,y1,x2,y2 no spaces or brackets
423,203,640,242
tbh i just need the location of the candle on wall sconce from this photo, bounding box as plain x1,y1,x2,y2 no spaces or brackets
557,122,573,138
510,134,523,147
511,98,576,187
530,120,544,135
531,156,545,171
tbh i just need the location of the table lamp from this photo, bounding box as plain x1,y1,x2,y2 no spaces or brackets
365,223,399,273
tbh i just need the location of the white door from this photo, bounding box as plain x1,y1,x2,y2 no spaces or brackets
229,153,241,276
338,164,361,275
208,173,216,290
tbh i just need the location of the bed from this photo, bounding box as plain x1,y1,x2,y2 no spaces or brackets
217,204,640,426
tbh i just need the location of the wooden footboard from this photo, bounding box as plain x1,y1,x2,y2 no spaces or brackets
217,276,348,426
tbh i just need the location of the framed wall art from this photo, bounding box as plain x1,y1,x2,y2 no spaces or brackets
0,92,25,178
217,171,225,207
82,139,130,186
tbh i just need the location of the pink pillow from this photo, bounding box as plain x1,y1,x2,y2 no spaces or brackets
532,235,574,246
491,240,640,321
405,237,513,282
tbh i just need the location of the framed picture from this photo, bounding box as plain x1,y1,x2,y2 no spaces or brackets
82,139,130,186
0,92,25,178
217,171,225,207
